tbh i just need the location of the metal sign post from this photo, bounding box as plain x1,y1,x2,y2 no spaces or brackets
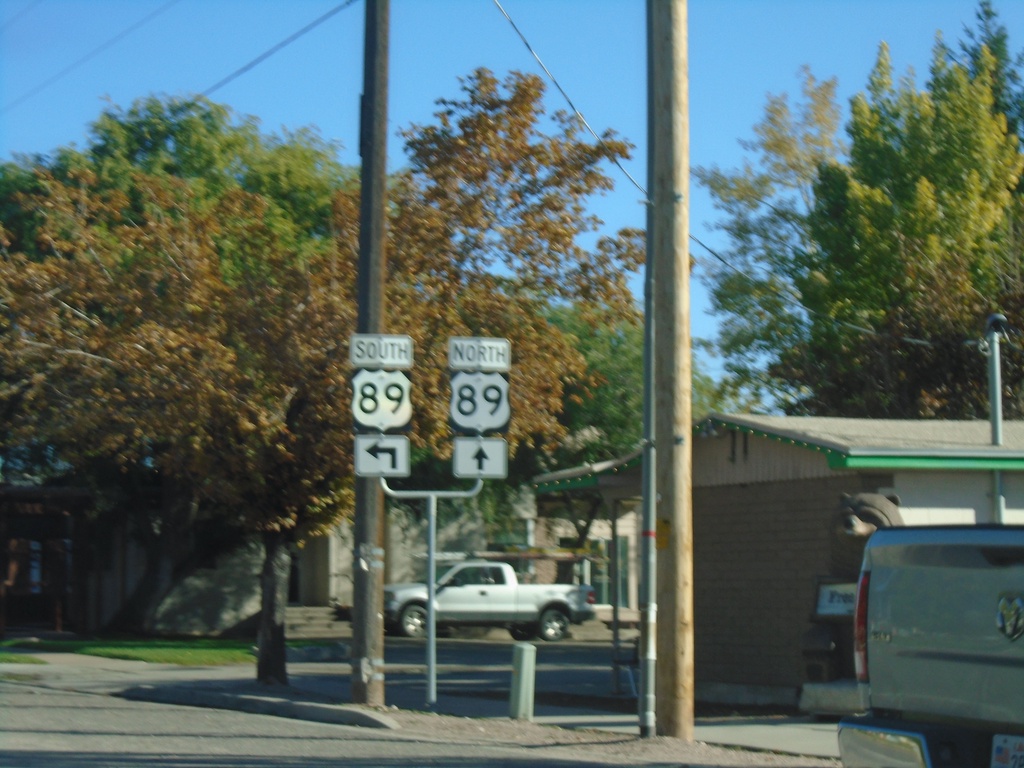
353,335,510,707
379,478,483,706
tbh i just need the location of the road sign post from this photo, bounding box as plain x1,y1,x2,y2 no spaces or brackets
379,477,483,707
350,335,512,705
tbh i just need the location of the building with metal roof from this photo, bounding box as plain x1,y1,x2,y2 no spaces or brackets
532,414,1024,710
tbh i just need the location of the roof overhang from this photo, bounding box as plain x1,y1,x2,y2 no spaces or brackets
701,414,1024,472
532,449,642,497
532,416,1024,502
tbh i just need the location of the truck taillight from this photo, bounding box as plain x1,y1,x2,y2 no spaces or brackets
854,570,870,683
586,589,596,605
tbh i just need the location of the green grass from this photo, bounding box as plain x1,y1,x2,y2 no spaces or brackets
0,637,257,666
0,651,47,664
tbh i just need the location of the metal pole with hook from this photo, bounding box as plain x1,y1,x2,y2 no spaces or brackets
985,314,1008,523
380,477,483,706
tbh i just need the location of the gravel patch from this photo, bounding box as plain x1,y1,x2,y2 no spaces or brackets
377,707,842,767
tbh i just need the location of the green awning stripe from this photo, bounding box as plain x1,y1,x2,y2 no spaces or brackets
831,455,1024,471
534,475,602,493
533,454,641,495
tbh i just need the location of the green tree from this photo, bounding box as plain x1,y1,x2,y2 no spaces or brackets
544,306,643,467
956,0,1024,139
699,30,1024,417
541,306,739,473
954,0,1024,320
0,72,644,683
695,67,845,408
1,162,357,683
799,42,1023,416
528,306,750,564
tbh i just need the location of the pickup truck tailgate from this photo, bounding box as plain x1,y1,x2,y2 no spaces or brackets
865,527,1024,726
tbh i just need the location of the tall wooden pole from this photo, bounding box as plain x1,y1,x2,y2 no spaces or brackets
351,0,389,707
648,0,693,740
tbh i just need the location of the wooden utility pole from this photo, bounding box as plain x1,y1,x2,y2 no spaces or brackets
351,0,389,707
647,0,693,740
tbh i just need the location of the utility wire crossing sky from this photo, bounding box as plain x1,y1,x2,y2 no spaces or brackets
3,0,1022,355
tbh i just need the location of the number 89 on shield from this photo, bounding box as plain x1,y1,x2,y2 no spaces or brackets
449,371,510,434
351,369,413,432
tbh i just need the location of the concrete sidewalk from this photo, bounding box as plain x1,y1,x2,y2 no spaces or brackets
0,646,840,760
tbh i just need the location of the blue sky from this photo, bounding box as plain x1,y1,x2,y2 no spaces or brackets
3,0,1023,368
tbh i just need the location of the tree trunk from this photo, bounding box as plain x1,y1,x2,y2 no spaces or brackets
256,529,291,685
105,519,164,632
108,480,188,633
556,494,601,583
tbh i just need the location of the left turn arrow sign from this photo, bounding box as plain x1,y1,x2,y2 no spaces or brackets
354,434,410,477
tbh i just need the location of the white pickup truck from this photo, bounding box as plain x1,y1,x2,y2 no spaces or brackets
384,560,596,642
838,526,1024,768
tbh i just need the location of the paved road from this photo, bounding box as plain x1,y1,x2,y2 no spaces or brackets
4,683,382,767
0,680,836,767
0,629,841,766
382,635,635,708
0,682,587,767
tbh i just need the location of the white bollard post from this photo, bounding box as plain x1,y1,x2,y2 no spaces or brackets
509,642,536,720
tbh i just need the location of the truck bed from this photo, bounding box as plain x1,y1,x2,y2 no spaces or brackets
863,526,1024,728
839,526,1024,768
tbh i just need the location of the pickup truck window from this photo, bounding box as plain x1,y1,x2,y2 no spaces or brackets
448,566,505,587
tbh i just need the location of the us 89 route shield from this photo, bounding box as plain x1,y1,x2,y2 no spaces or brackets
352,369,412,432
449,371,510,434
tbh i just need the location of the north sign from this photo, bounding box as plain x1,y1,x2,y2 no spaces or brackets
354,434,410,477
448,337,511,372
352,369,412,432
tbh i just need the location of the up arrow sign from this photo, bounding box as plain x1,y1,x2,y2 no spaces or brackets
453,437,508,479
472,446,489,470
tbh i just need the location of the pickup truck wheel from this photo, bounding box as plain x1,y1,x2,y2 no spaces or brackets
509,624,536,641
537,608,569,642
399,603,428,638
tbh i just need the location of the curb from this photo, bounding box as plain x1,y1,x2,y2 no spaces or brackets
119,685,401,729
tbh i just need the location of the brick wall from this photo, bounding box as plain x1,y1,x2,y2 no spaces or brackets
693,473,890,691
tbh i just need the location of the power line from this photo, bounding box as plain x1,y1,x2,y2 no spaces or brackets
0,0,183,115
0,0,44,34
491,0,648,200
689,232,952,349
202,1,357,97
492,1,816,347
489,1,981,357
489,1,837,356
